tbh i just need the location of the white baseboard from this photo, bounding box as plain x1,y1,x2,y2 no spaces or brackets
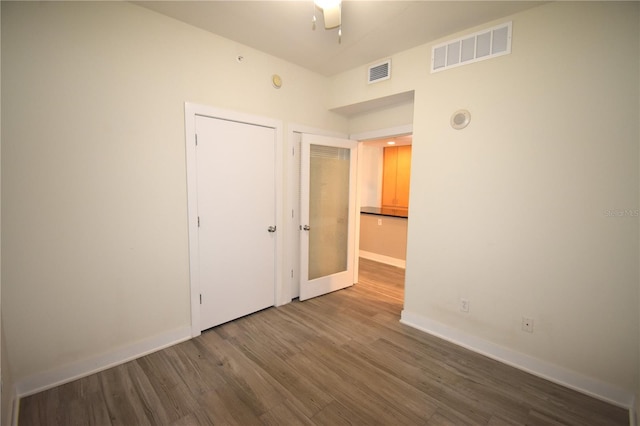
400,310,634,412
359,250,405,269
14,326,191,400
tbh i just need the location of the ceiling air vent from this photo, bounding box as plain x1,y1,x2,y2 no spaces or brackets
368,60,391,84
431,22,512,73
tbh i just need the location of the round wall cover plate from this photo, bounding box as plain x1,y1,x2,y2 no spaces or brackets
272,74,282,89
450,109,471,130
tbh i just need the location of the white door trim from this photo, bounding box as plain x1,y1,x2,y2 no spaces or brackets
184,102,284,337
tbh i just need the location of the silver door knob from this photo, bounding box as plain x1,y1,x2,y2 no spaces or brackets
303,225,310,231
268,226,277,233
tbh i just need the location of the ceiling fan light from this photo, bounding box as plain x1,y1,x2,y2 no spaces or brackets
322,6,341,29
314,0,340,10
314,0,341,29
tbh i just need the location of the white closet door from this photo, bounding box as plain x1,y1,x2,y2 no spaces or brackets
195,115,276,330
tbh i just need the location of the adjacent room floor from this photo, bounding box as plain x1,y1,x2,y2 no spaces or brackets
18,258,628,425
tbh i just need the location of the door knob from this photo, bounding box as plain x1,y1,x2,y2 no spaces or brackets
268,226,277,233
302,225,310,231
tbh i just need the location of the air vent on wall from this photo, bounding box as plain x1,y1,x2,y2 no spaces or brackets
431,22,512,73
368,60,391,84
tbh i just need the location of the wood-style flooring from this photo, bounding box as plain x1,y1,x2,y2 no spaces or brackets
19,258,629,425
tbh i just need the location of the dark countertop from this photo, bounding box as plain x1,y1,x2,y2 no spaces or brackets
361,206,408,219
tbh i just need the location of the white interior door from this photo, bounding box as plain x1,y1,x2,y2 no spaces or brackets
300,134,358,301
195,115,276,330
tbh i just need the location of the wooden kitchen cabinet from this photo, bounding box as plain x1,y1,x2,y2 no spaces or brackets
381,145,411,208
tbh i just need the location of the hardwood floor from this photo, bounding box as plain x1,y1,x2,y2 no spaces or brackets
19,258,628,425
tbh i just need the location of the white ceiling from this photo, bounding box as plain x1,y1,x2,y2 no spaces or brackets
135,1,544,77
363,134,413,147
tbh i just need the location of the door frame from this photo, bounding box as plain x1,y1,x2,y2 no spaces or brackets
185,102,284,337
285,125,349,301
284,124,413,303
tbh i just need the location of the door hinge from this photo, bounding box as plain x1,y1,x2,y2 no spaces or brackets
291,269,294,278
195,134,198,146
292,146,295,156
198,216,200,227
200,294,202,304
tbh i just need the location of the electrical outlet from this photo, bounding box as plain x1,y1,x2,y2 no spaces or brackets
377,218,382,226
522,317,534,333
460,298,469,313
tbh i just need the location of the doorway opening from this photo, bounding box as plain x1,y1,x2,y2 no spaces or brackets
357,133,412,301
287,125,413,310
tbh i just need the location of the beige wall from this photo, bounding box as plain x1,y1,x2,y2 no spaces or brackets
359,214,407,260
333,1,640,404
348,100,414,136
1,1,346,385
2,0,639,414
0,4,12,424
358,145,383,207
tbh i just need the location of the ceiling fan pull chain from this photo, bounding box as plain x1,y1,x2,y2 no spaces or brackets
312,0,318,31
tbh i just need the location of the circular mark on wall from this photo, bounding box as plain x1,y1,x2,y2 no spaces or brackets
450,109,471,130
272,74,283,89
